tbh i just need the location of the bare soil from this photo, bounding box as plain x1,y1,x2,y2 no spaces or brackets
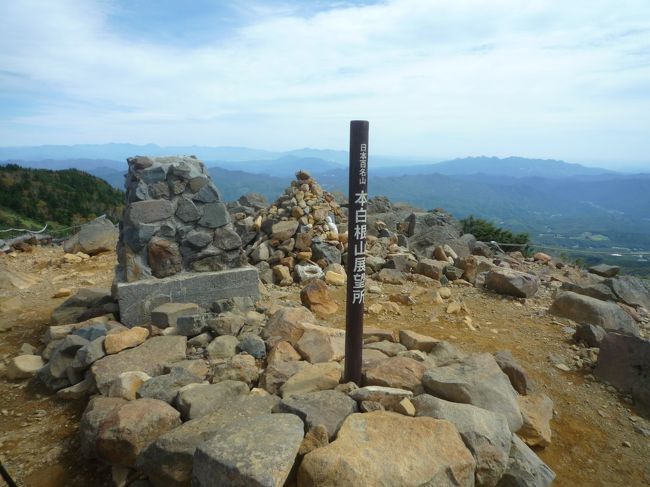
1,247,649,486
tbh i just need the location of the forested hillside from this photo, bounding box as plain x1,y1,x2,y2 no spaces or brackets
0,164,124,230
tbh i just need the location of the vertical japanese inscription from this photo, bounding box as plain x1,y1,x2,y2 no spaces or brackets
344,120,369,384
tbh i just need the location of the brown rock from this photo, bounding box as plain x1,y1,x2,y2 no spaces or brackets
363,356,428,393
533,252,552,263
416,259,447,280
398,330,439,352
267,341,302,365
273,265,294,286
52,288,73,298
299,425,329,455
281,362,342,397
324,271,345,286
104,327,150,355
393,398,416,416
147,237,182,278
262,306,316,346
494,350,534,395
517,393,553,447
296,326,346,363
300,280,338,315
298,411,475,487
96,398,181,467
260,360,310,395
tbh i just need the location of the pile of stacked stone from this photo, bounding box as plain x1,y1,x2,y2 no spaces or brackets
238,171,350,286
8,290,556,486
113,156,258,327
116,155,244,283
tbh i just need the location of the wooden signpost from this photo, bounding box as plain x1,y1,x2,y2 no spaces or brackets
344,120,369,385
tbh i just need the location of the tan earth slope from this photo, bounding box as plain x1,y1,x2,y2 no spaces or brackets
1,245,649,486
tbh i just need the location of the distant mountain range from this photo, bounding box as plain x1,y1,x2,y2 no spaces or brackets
2,144,649,260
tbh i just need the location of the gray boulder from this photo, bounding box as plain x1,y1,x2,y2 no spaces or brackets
493,350,534,395
594,333,650,417
137,394,280,487
274,390,358,440
422,353,523,432
413,394,512,487
176,380,249,420
91,336,187,394
64,216,118,255
192,414,304,487
561,274,617,302
485,269,539,298
572,323,607,348
50,287,114,325
605,275,650,309
137,368,202,404
549,291,639,336
588,264,620,278
496,434,555,487
237,333,267,359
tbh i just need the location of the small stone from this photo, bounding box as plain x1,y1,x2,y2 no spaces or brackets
108,371,152,401
211,354,260,386
104,327,150,355
237,334,267,359
52,288,73,298
299,425,329,455
300,280,338,315
324,271,346,286
393,398,416,416
151,303,203,329
360,401,384,412
398,330,439,352
206,335,239,360
6,355,45,379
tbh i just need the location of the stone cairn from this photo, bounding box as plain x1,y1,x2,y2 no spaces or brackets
239,171,349,285
114,156,258,327
117,155,244,282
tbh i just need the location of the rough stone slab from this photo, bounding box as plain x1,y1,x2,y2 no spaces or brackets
549,290,639,337
274,390,358,440
91,336,187,394
594,333,650,418
137,394,280,487
192,414,304,487
413,394,512,487
298,411,476,487
117,268,259,327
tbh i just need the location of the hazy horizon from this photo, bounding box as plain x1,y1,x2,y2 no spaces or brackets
1,1,649,169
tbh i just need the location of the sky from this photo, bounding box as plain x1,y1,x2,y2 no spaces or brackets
0,0,649,169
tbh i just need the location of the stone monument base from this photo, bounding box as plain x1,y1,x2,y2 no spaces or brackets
116,267,259,327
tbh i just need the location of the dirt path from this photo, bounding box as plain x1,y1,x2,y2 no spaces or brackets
1,247,649,486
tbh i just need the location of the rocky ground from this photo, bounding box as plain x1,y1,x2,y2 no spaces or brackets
1,246,649,486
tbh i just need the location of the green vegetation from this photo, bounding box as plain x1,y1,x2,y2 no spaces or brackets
0,164,124,233
460,215,530,252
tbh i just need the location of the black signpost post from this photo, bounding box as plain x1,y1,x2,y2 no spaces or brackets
344,120,369,385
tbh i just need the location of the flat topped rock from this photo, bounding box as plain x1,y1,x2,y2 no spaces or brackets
413,394,512,487
549,290,639,336
274,390,358,440
151,302,203,328
298,411,476,487
192,413,304,487
422,352,523,433
588,264,620,278
91,336,187,394
137,394,280,487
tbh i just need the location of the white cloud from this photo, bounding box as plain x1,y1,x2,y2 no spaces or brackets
0,0,649,166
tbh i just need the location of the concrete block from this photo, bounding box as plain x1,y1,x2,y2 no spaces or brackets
117,268,259,327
